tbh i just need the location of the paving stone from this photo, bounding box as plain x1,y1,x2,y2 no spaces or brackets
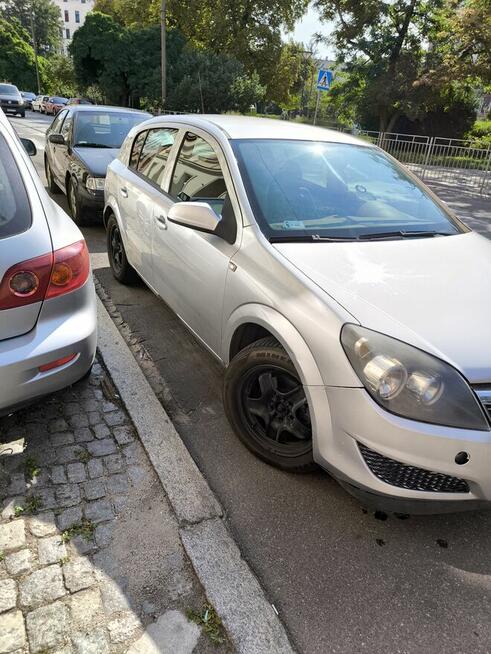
67,463,86,484
87,439,117,457
0,521,26,552
107,611,141,643
127,465,147,487
83,480,105,501
74,428,93,444
122,442,143,464
1,497,24,520
50,431,75,447
104,453,125,475
99,575,131,614
5,549,33,576
49,418,69,434
81,399,98,413
126,610,200,654
94,523,113,548
92,424,110,440
106,473,128,495
7,473,25,496
113,425,135,445
84,499,113,524
64,402,81,417
35,487,57,511
69,534,97,556
63,558,94,592
69,414,89,430
112,495,128,514
0,579,17,613
87,459,103,479
71,628,109,654
70,588,103,629
102,400,118,413
55,484,81,508
57,508,82,534
29,511,57,537
26,601,70,653
51,465,68,485
104,410,126,427
37,535,67,565
87,412,101,427
0,610,26,653
19,565,66,609
57,446,84,464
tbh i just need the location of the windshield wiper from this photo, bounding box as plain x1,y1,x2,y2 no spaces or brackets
358,230,453,240
73,143,114,148
270,234,358,243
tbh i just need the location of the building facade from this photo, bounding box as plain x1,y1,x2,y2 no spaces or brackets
51,0,95,52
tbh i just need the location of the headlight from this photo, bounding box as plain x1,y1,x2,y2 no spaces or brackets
86,176,105,191
341,324,489,431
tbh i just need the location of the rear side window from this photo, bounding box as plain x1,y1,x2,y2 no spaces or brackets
137,128,177,188
0,134,31,239
129,130,146,169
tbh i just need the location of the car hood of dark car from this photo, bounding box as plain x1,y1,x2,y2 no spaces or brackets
73,147,119,177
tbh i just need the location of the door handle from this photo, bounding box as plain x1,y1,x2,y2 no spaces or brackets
120,187,128,198
156,215,167,230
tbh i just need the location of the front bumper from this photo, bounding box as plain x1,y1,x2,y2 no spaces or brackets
1,102,23,114
0,279,97,415
79,184,104,213
309,385,491,514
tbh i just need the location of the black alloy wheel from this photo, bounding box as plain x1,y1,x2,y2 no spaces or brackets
106,215,138,284
224,337,316,472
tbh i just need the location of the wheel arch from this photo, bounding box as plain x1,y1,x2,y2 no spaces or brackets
223,304,324,387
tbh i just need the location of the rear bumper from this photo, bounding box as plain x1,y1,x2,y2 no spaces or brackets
0,278,97,415
309,385,491,514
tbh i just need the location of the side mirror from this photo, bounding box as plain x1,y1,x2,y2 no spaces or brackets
20,138,37,156
167,202,220,234
48,133,66,145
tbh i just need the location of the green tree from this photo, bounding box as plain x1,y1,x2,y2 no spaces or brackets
230,72,266,112
43,54,77,97
0,0,62,54
0,17,45,89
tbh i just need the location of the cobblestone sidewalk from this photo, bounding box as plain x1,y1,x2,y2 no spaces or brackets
0,360,231,654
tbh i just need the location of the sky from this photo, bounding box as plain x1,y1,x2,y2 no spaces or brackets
283,3,335,62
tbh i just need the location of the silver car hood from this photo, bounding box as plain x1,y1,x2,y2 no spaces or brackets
273,232,491,383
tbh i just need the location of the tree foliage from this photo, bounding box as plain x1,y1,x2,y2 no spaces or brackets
0,18,43,89
0,0,61,54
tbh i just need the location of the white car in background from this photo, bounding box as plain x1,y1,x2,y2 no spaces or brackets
104,115,491,514
0,109,97,415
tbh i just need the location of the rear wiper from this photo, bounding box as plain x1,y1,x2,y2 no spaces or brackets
358,230,452,240
270,234,358,243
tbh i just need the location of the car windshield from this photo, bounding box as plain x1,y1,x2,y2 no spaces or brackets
232,139,463,241
21,92,36,99
73,111,148,149
0,85,18,96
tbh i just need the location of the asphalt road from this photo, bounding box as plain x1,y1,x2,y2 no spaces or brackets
11,112,491,654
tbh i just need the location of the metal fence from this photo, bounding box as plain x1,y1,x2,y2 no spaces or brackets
354,131,491,196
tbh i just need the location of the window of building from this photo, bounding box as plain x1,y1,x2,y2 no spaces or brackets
64,10,69,22
65,28,70,39
75,11,80,23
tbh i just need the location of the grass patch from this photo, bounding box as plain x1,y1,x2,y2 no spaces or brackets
14,495,42,516
76,449,92,463
61,519,95,543
187,603,226,645
0,551,4,562
25,456,41,482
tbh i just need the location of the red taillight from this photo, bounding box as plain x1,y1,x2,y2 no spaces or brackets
46,240,90,299
39,353,77,372
0,240,90,310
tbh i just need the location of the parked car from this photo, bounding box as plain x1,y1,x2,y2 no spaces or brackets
44,105,151,225
0,83,25,118
32,95,48,112
0,109,96,415
67,98,93,106
104,115,491,514
45,96,68,116
20,91,36,110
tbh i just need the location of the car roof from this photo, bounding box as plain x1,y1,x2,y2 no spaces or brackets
139,114,370,145
66,105,150,115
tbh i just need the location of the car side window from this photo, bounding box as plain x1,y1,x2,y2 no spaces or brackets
129,131,147,170
51,110,67,134
137,128,177,189
169,132,237,243
61,114,73,142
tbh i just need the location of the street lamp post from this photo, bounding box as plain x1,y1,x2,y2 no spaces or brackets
161,0,166,110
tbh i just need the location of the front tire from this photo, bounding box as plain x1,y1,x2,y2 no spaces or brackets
67,177,89,226
224,337,316,472
107,215,138,284
45,158,60,194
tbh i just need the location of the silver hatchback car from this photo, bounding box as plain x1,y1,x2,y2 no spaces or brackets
0,110,97,414
104,115,491,514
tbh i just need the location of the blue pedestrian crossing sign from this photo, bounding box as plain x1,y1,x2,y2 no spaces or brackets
317,69,333,91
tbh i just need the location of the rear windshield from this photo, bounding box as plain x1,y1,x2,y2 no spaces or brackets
0,134,31,239
0,84,18,95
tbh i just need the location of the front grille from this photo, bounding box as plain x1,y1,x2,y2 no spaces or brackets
359,443,469,493
475,387,491,424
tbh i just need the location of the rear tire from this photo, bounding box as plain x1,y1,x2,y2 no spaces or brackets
107,214,138,284
224,337,316,472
